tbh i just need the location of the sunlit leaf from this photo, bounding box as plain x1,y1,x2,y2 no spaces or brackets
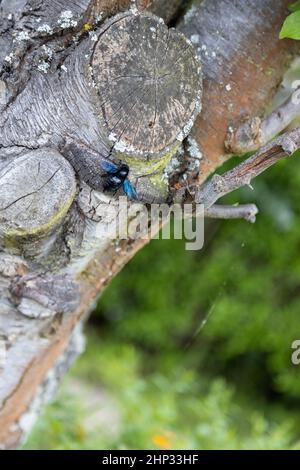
280,11,300,39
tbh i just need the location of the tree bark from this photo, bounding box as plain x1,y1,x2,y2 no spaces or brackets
179,0,298,182
0,0,298,449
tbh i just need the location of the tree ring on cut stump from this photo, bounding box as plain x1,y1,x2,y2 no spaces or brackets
0,149,76,243
92,12,202,160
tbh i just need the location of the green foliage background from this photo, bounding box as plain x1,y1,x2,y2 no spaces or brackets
25,155,300,450
280,1,300,39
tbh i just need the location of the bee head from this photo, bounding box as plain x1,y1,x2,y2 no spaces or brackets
118,164,129,179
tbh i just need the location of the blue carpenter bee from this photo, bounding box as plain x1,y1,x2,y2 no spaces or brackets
62,140,138,200
100,159,138,200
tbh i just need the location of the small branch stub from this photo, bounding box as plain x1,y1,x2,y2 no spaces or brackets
91,11,202,200
0,149,76,254
93,12,202,157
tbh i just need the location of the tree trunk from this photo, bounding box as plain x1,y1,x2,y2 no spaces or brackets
0,0,297,449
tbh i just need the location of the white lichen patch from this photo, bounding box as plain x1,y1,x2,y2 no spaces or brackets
37,24,53,34
114,140,128,153
168,156,182,171
191,34,200,45
37,45,53,74
58,10,78,29
108,132,117,143
4,52,14,64
72,33,80,45
188,158,200,173
130,0,139,15
95,13,103,24
184,5,197,24
89,31,98,42
37,61,50,74
176,131,184,142
187,136,203,161
42,44,53,59
193,43,218,61
162,148,184,183
15,31,30,41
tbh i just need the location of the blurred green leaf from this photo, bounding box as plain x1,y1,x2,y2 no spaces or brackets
289,1,300,12
280,11,300,39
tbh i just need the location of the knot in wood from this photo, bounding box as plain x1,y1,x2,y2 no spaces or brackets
92,12,202,160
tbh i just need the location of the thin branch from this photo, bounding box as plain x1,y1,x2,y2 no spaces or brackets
195,126,300,209
205,204,258,223
225,87,300,154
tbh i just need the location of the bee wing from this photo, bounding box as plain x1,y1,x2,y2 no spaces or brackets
123,180,138,200
99,158,119,174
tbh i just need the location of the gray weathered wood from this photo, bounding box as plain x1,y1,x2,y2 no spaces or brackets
0,0,298,450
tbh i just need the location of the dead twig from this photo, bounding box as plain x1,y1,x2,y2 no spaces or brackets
195,126,300,209
205,204,258,223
